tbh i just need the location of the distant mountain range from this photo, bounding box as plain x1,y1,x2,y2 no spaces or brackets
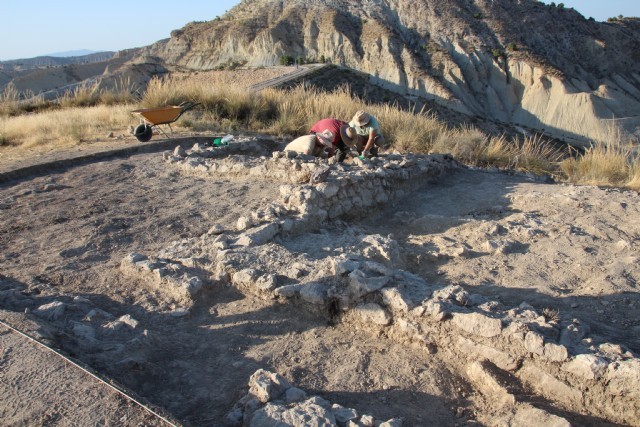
45,49,105,58
0,51,115,70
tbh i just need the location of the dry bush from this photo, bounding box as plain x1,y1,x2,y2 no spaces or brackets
628,161,640,191
0,85,51,116
0,84,20,116
0,105,131,147
510,135,565,175
370,103,444,153
560,131,638,189
432,126,488,161
432,128,564,175
58,81,102,108
98,77,138,106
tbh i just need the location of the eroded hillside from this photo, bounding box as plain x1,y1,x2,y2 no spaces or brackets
140,0,640,145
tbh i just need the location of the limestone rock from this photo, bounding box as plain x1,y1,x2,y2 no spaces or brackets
299,282,328,305
563,354,609,380
331,404,358,424
451,312,503,338
354,303,392,326
33,301,66,321
457,336,519,371
348,270,391,300
233,269,259,288
250,400,336,426
207,224,225,235
519,364,583,407
606,359,640,398
173,146,186,157
236,223,280,247
248,369,292,403
507,405,572,427
237,216,253,231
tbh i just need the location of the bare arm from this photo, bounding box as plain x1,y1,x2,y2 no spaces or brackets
363,129,378,154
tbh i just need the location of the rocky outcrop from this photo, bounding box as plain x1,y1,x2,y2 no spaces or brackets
139,0,640,146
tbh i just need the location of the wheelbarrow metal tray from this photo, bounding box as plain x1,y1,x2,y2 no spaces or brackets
130,105,186,126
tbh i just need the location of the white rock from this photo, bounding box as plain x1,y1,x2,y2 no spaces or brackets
563,354,609,380
605,359,640,398
348,270,391,299
274,284,304,298
33,301,66,321
457,336,519,371
354,303,392,326
173,146,187,157
451,312,503,338
543,342,569,362
207,224,225,235
256,274,277,292
236,216,253,231
524,331,545,355
331,404,358,424
248,369,292,403
236,223,280,247
380,287,413,313
379,418,404,427
299,282,328,305
285,387,307,403
233,269,259,288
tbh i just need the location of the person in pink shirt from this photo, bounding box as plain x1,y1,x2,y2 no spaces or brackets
309,118,358,162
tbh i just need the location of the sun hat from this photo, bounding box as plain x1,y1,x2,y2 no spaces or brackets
316,129,334,147
340,125,358,147
352,110,371,127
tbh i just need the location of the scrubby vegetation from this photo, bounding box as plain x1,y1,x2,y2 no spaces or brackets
1,73,638,191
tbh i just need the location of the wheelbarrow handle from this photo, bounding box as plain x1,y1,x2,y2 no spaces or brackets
178,101,200,111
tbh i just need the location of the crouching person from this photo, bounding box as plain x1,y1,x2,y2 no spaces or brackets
349,110,389,158
284,121,358,160
309,118,358,162
284,134,328,157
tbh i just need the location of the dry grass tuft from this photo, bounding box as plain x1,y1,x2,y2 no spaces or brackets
431,128,564,176
1,84,50,116
0,105,132,147
560,131,639,189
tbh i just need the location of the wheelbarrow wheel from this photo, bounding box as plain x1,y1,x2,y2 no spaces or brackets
134,124,153,142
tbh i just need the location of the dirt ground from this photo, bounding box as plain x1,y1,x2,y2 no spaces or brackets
0,136,639,426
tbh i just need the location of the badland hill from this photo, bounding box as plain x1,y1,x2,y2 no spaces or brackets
140,0,640,145
4,0,640,145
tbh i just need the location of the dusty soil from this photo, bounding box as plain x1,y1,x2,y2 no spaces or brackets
1,136,639,426
0,142,465,426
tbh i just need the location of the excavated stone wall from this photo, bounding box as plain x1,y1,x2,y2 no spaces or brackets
120,137,640,426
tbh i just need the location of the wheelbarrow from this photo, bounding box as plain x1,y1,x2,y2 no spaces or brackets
130,101,200,142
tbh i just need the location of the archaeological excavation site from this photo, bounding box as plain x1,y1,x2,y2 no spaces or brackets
1,136,639,426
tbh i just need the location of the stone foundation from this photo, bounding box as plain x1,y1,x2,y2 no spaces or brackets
121,136,640,426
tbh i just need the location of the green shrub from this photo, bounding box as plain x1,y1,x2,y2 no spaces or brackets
279,55,294,66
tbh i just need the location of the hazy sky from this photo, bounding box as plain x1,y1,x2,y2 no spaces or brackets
0,1,241,60
1,0,638,61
